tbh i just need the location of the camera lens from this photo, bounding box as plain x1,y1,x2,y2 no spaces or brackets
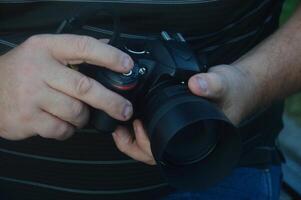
143,82,241,189
164,120,218,165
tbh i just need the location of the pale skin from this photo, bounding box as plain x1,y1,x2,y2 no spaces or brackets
0,34,134,140
112,4,301,165
1,5,301,165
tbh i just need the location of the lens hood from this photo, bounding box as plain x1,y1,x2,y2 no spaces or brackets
144,84,241,190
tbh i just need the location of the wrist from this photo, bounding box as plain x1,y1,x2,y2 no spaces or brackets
231,60,264,122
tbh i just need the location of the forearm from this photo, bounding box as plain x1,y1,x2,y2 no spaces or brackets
234,4,301,110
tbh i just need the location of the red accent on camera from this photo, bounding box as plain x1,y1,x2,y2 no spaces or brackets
113,83,137,91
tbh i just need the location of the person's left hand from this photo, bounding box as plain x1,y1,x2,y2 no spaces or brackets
112,119,156,165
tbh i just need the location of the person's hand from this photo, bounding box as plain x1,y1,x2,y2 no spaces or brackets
188,64,257,125
113,120,156,165
0,34,134,140
112,64,257,165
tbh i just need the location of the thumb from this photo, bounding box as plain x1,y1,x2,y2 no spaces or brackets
188,72,227,100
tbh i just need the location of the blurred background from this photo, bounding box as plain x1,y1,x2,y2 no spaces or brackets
278,0,301,199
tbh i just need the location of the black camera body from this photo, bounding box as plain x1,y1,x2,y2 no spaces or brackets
82,32,241,190
91,32,205,132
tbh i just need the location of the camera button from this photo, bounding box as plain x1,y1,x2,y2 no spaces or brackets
123,70,133,76
124,46,149,55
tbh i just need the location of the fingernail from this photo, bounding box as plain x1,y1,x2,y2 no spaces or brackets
122,102,133,119
197,77,208,93
122,55,133,70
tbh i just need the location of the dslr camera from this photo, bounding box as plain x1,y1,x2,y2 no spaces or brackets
81,31,241,190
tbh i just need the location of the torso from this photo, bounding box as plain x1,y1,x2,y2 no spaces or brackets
0,1,284,199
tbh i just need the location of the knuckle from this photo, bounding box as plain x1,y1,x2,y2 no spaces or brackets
110,50,124,67
207,74,224,96
21,34,52,55
216,76,227,95
76,36,93,58
19,85,36,99
77,108,89,128
18,108,33,124
42,120,66,138
57,126,74,141
75,75,93,96
0,127,12,140
69,101,85,119
24,35,45,47
53,122,70,138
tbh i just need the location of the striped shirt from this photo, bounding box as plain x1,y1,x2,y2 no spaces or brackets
0,0,284,199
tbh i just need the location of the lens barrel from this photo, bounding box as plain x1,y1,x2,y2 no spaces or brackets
143,83,241,190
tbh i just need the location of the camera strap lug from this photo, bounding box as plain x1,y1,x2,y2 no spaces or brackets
161,31,186,43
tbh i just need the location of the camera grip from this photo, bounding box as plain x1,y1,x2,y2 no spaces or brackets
90,109,118,134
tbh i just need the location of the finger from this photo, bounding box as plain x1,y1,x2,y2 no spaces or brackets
32,111,74,140
27,34,133,72
45,65,133,121
133,120,153,157
112,126,156,165
188,72,226,100
38,87,89,128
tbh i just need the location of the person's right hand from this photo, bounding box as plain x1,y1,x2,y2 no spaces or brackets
0,34,134,140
